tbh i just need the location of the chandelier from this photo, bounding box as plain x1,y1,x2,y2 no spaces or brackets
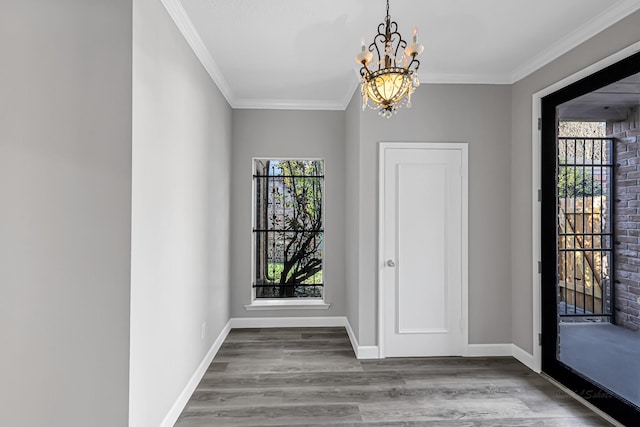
355,0,424,118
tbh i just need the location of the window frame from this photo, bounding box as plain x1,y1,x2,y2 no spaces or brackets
246,157,330,310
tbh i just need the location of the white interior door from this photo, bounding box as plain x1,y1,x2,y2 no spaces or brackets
380,143,467,357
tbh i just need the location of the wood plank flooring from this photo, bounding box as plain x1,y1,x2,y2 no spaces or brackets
175,327,612,426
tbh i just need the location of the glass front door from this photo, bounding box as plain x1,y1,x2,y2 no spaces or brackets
540,52,640,425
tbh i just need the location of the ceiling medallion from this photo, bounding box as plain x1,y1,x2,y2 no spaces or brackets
355,0,424,118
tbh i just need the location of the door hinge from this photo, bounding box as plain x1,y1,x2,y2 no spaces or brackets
538,333,542,346
538,261,542,274
538,189,541,202
538,117,542,130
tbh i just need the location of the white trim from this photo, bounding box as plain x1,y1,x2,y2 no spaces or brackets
354,346,380,359
233,98,346,111
420,72,512,85
158,320,231,427
244,300,330,310
344,317,380,359
378,142,469,359
344,317,359,355
532,93,543,374
511,344,536,371
542,374,624,427
160,0,235,106
466,344,512,357
512,0,640,83
228,316,346,329
531,40,640,374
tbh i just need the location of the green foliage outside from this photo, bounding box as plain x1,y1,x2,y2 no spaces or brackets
558,167,602,198
557,121,608,199
267,263,323,285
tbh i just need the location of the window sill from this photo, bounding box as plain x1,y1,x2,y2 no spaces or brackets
244,300,331,311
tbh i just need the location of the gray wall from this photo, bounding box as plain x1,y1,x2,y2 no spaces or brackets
230,110,346,318
0,2,132,426
349,84,513,346
129,0,232,426
510,10,640,353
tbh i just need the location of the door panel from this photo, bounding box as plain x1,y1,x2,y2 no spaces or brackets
381,145,466,357
397,163,447,334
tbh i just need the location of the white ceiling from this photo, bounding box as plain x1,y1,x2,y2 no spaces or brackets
165,0,640,110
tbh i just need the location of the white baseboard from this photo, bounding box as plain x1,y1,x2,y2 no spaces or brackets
511,344,536,371
159,320,231,427
467,343,513,357
343,317,359,355
356,345,380,359
229,316,346,328
344,318,380,359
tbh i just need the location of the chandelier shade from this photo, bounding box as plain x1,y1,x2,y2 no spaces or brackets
366,69,411,108
356,0,423,118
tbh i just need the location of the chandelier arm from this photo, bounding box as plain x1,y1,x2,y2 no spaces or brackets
389,29,407,62
371,33,388,64
407,57,421,71
387,20,398,35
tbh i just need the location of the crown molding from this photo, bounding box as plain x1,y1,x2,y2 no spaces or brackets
510,0,640,83
420,72,512,85
232,98,347,111
160,0,236,106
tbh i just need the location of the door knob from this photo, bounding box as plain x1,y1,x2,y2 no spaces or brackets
386,259,396,267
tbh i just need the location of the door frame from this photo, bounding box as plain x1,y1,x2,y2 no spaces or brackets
533,44,640,425
531,41,640,373
378,142,469,358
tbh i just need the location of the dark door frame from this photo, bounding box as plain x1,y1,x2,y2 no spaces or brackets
540,50,640,425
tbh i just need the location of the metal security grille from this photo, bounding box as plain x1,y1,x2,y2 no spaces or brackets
253,159,324,298
557,137,614,317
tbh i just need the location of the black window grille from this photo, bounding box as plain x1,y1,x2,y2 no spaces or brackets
253,159,324,298
557,137,614,317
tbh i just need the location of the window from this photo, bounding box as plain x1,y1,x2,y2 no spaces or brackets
253,159,324,299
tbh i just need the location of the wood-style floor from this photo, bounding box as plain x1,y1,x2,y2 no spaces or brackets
175,327,611,426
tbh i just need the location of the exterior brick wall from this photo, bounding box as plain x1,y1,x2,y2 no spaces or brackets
609,105,640,330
